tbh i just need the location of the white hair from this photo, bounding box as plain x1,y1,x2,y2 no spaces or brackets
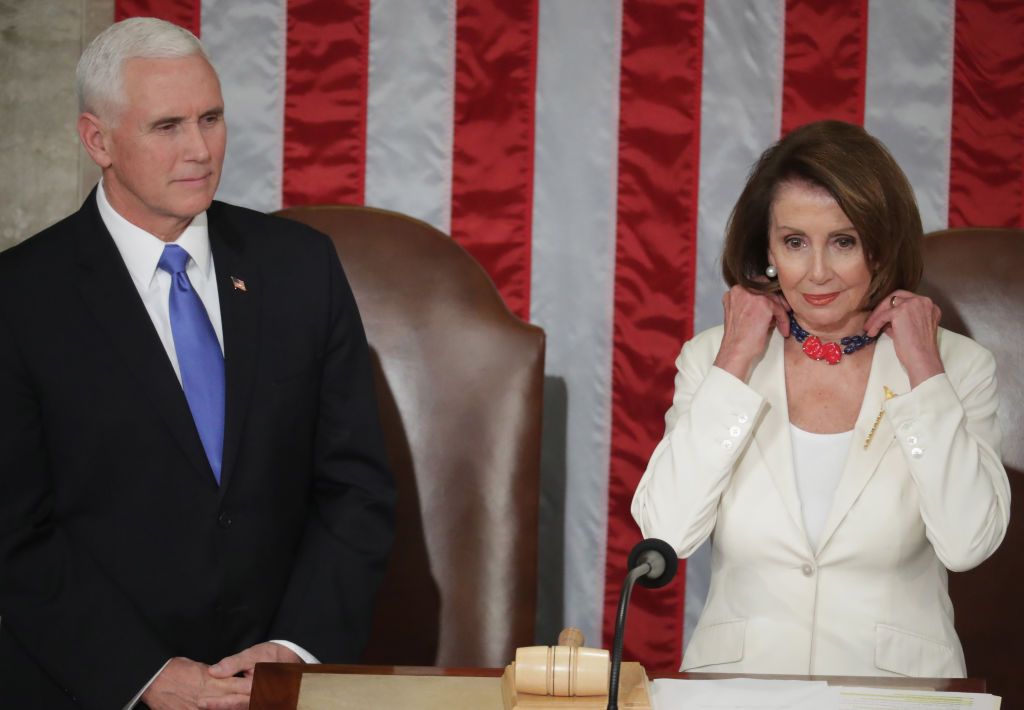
76,17,212,120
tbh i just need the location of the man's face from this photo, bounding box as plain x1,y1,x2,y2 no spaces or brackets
100,55,226,239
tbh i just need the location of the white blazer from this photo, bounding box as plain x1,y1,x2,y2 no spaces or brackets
631,326,1009,677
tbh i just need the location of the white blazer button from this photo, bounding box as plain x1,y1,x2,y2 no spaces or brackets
906,435,918,445
721,439,734,450
911,447,923,458
801,564,814,577
738,414,748,424
729,425,742,437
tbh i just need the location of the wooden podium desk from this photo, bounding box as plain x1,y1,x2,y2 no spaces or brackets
249,663,985,710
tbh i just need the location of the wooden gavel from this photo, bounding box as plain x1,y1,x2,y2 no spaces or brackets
514,627,610,697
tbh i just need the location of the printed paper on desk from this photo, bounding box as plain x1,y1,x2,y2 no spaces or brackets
651,677,839,709
837,686,1000,710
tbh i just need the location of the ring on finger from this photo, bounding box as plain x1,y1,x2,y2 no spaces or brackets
890,295,899,308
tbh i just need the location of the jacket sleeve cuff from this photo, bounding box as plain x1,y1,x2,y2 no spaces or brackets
123,658,172,710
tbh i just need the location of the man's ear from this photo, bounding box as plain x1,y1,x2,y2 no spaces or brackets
78,112,113,169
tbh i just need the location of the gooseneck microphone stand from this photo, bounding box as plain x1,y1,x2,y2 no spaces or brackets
607,538,678,710
607,563,651,710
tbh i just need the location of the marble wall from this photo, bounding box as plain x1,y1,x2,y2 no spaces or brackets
1,0,113,252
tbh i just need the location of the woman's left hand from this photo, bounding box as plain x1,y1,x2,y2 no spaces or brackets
864,290,944,388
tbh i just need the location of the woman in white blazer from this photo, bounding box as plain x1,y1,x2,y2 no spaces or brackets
631,121,1009,678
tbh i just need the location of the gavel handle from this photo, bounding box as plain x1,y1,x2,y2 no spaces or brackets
557,627,585,649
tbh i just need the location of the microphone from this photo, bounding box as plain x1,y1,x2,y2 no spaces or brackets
607,538,678,710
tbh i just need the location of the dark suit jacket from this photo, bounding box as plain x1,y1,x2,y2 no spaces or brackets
0,192,396,709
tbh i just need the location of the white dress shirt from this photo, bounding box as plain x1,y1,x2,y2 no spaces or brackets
96,180,224,380
95,183,317,709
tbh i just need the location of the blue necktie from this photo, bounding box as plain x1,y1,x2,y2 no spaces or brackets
158,244,225,483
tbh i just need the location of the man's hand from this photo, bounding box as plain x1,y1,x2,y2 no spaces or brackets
140,657,249,710
209,641,303,678
197,642,303,709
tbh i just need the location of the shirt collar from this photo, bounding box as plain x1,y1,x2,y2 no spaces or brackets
96,179,212,290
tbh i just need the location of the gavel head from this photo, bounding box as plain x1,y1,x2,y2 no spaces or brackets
514,644,610,697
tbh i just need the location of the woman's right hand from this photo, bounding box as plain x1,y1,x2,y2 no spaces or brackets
713,285,790,382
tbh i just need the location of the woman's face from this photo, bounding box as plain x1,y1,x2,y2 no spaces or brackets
767,180,873,337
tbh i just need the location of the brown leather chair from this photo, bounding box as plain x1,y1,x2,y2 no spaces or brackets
918,227,1024,705
275,205,545,667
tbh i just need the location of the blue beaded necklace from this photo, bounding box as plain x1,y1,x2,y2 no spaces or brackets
788,312,876,365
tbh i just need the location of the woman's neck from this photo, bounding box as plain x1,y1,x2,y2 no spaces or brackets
792,311,869,342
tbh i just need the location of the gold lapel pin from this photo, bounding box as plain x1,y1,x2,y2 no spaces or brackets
863,386,897,449
230,276,247,292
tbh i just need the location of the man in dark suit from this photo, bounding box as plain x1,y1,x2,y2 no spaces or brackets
0,17,395,710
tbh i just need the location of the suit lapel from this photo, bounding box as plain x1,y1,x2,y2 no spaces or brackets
749,331,806,537
208,205,261,495
815,334,909,555
73,194,215,485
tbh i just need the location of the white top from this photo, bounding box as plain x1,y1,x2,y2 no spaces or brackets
790,424,853,551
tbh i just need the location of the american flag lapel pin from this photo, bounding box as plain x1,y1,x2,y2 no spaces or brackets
230,276,247,292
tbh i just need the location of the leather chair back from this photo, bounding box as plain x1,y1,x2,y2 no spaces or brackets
276,205,544,667
918,227,1023,704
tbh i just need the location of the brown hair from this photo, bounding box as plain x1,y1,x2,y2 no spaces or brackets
721,120,923,310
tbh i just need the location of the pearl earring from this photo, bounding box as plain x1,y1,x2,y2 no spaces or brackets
765,264,778,278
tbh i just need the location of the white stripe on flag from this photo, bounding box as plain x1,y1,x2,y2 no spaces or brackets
865,0,955,233
531,0,622,646
365,0,456,233
689,0,785,649
202,0,287,213
694,0,785,336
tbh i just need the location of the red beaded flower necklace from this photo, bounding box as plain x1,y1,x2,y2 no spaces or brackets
788,312,876,365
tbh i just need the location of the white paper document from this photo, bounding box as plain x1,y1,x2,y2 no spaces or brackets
651,678,1000,710
651,678,839,709
837,686,1000,709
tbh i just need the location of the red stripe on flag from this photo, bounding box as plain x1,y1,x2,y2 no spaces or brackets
602,0,703,672
450,0,539,321
781,0,868,133
115,0,200,37
282,0,369,207
948,0,1024,228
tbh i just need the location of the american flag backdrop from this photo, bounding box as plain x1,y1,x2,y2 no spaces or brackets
113,0,1023,672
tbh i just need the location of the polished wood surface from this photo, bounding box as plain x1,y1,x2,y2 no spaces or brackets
249,663,986,709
